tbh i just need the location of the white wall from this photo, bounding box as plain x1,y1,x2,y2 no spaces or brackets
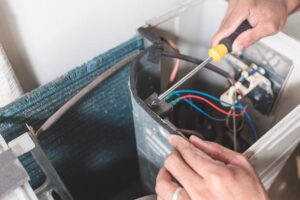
0,0,299,91
0,0,181,91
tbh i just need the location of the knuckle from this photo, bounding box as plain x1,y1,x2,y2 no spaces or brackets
181,145,193,156
209,142,223,156
210,167,235,183
244,34,255,43
210,173,224,185
165,152,178,168
267,22,279,33
217,168,231,177
238,36,254,49
261,6,277,19
263,11,273,20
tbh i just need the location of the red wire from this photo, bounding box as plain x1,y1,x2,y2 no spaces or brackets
178,95,244,117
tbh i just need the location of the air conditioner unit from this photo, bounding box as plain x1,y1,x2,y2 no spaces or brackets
130,0,300,192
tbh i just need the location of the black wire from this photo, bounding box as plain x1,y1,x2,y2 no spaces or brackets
161,51,231,78
137,26,231,79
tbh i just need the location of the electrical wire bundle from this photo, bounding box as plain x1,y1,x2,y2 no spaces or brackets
165,90,258,147
153,30,259,151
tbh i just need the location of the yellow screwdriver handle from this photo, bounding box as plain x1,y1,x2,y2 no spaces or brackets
208,20,252,62
208,44,228,62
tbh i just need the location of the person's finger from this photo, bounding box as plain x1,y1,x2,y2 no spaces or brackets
156,167,191,200
220,0,240,27
232,22,279,52
170,135,212,159
220,2,235,24
212,9,249,47
189,135,249,167
169,135,222,175
164,151,205,196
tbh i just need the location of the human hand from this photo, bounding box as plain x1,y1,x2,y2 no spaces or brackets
155,135,269,200
212,0,300,52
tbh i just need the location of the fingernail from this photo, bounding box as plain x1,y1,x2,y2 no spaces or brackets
190,135,202,142
168,134,176,144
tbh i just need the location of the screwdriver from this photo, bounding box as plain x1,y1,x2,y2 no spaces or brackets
156,20,252,102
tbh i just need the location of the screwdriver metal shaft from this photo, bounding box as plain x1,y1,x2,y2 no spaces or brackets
158,57,213,101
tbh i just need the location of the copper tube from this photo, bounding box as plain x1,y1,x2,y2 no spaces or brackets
161,36,181,85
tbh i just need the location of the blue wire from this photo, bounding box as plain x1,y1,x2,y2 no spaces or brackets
167,89,243,109
249,69,258,76
237,101,259,141
171,91,259,141
174,93,229,122
244,112,258,141
240,69,258,82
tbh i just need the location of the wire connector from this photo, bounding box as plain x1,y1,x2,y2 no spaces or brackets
145,93,173,116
